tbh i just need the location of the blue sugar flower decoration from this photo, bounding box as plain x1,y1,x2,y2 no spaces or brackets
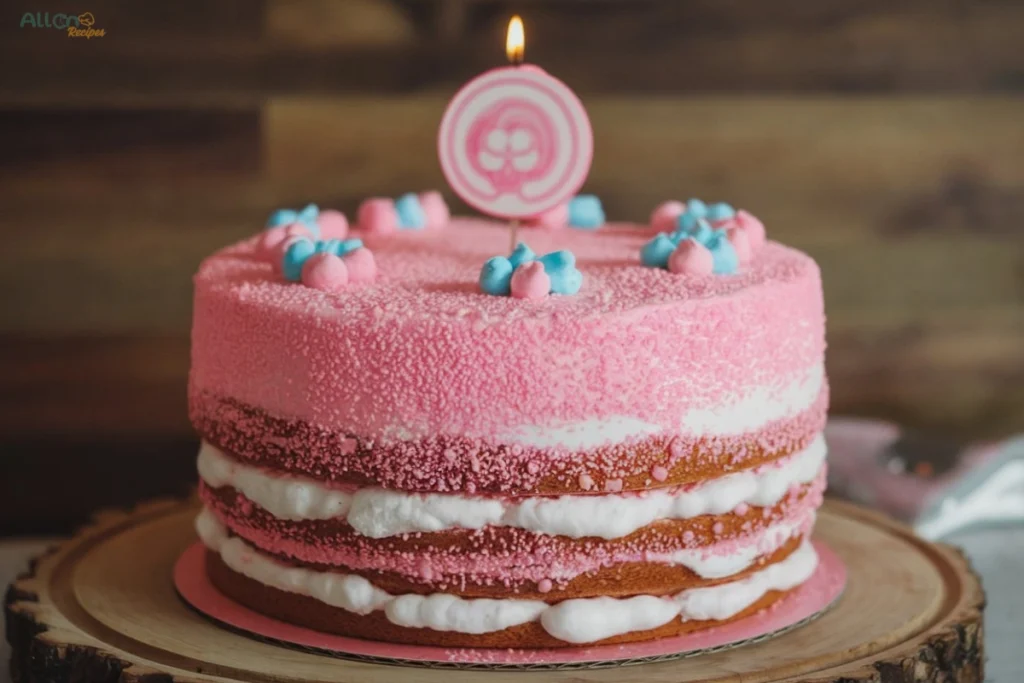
282,237,363,281
677,198,734,234
395,193,427,230
704,230,738,275
267,203,320,236
641,199,742,275
568,195,605,229
479,243,582,296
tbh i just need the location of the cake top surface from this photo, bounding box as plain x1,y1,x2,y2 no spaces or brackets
196,218,816,325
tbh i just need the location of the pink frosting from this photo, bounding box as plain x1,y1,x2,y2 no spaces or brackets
668,240,714,275
510,262,551,300
650,201,686,233
191,218,826,488
418,191,450,229
317,210,349,239
357,198,398,235
301,253,349,292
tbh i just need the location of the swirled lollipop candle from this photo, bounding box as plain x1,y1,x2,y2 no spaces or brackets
438,15,593,238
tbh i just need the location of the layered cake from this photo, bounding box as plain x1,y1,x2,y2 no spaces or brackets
190,197,828,648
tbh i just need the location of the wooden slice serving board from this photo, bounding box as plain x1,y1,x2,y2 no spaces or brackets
5,498,983,683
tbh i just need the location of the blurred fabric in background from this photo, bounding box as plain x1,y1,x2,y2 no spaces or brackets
0,0,1022,534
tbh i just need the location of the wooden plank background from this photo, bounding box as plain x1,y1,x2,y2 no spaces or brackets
0,0,1022,532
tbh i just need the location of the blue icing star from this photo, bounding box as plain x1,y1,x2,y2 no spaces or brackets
283,237,364,281
478,244,583,296
706,230,738,275
538,250,583,295
267,203,320,236
509,243,536,269
316,238,363,257
705,202,736,221
282,238,317,281
395,193,426,230
685,198,707,217
677,198,734,235
479,256,515,295
673,217,714,245
641,233,676,268
568,195,605,229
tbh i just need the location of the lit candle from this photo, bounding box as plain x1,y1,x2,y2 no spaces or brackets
438,16,593,248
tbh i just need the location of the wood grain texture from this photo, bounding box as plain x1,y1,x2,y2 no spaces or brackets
2,0,1022,107
0,95,1022,437
3,499,985,682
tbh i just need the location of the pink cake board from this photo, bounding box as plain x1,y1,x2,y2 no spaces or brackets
174,540,846,670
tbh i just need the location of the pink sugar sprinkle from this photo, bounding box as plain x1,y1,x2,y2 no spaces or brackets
682,530,695,543
578,473,594,491
604,478,623,493
537,579,553,593
712,522,725,534
339,438,357,455
669,438,686,460
526,461,540,475
651,465,669,482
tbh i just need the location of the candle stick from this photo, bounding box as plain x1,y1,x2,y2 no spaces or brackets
437,15,593,225
509,219,520,252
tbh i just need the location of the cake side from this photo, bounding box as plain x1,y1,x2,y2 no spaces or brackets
189,218,826,496
189,209,829,648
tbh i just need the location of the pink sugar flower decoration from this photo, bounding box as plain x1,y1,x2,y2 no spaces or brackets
317,210,349,239
509,261,551,300
259,223,315,261
343,246,378,284
301,253,349,292
526,203,569,230
727,226,752,264
358,198,399,235
418,191,451,229
668,239,714,275
735,210,766,251
650,200,686,233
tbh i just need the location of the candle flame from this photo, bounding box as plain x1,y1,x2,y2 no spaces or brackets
506,15,524,64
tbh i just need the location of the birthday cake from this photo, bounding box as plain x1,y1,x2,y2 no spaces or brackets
190,196,828,648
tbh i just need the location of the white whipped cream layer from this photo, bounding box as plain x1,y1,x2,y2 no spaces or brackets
197,509,819,643
498,364,825,448
198,433,826,540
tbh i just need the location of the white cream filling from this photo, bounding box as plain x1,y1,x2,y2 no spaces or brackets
197,509,818,643
198,433,825,540
498,364,825,447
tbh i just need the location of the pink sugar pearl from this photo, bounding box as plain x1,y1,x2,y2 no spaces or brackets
736,210,766,251
651,465,669,482
526,203,569,229
317,209,349,239
358,198,398,235
509,261,551,300
418,191,450,229
668,239,714,275
727,226,752,264
537,579,553,593
301,252,349,292
343,247,378,284
650,200,686,232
